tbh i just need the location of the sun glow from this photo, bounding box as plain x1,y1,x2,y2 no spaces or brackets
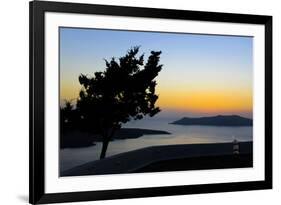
157,87,252,114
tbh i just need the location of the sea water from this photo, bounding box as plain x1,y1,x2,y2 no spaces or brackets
60,118,252,172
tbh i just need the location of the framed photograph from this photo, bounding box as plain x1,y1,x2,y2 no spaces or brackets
29,0,272,204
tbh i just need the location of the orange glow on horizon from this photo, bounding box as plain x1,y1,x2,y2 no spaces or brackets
157,88,252,114
60,81,252,115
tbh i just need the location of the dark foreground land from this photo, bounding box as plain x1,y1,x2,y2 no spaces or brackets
135,153,252,173
61,141,253,176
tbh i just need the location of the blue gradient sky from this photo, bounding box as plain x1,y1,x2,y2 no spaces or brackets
60,27,253,118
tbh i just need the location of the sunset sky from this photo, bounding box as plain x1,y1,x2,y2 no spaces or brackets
60,27,253,118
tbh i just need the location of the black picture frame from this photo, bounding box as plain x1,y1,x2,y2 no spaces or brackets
29,0,272,204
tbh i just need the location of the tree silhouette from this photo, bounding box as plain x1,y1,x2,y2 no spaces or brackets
76,46,163,159
60,100,78,133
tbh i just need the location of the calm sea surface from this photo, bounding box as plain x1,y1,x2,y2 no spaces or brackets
60,118,252,172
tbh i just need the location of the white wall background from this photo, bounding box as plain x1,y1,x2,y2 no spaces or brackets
0,0,279,204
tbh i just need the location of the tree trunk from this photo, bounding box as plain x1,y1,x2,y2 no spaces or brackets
100,139,109,159
99,128,116,159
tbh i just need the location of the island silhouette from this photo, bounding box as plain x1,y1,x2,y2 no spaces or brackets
171,115,252,126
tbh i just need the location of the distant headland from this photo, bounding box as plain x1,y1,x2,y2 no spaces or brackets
61,128,170,148
170,115,252,126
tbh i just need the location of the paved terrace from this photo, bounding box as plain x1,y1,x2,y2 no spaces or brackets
62,141,252,176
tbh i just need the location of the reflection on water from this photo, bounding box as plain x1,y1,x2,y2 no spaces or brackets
60,119,252,172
